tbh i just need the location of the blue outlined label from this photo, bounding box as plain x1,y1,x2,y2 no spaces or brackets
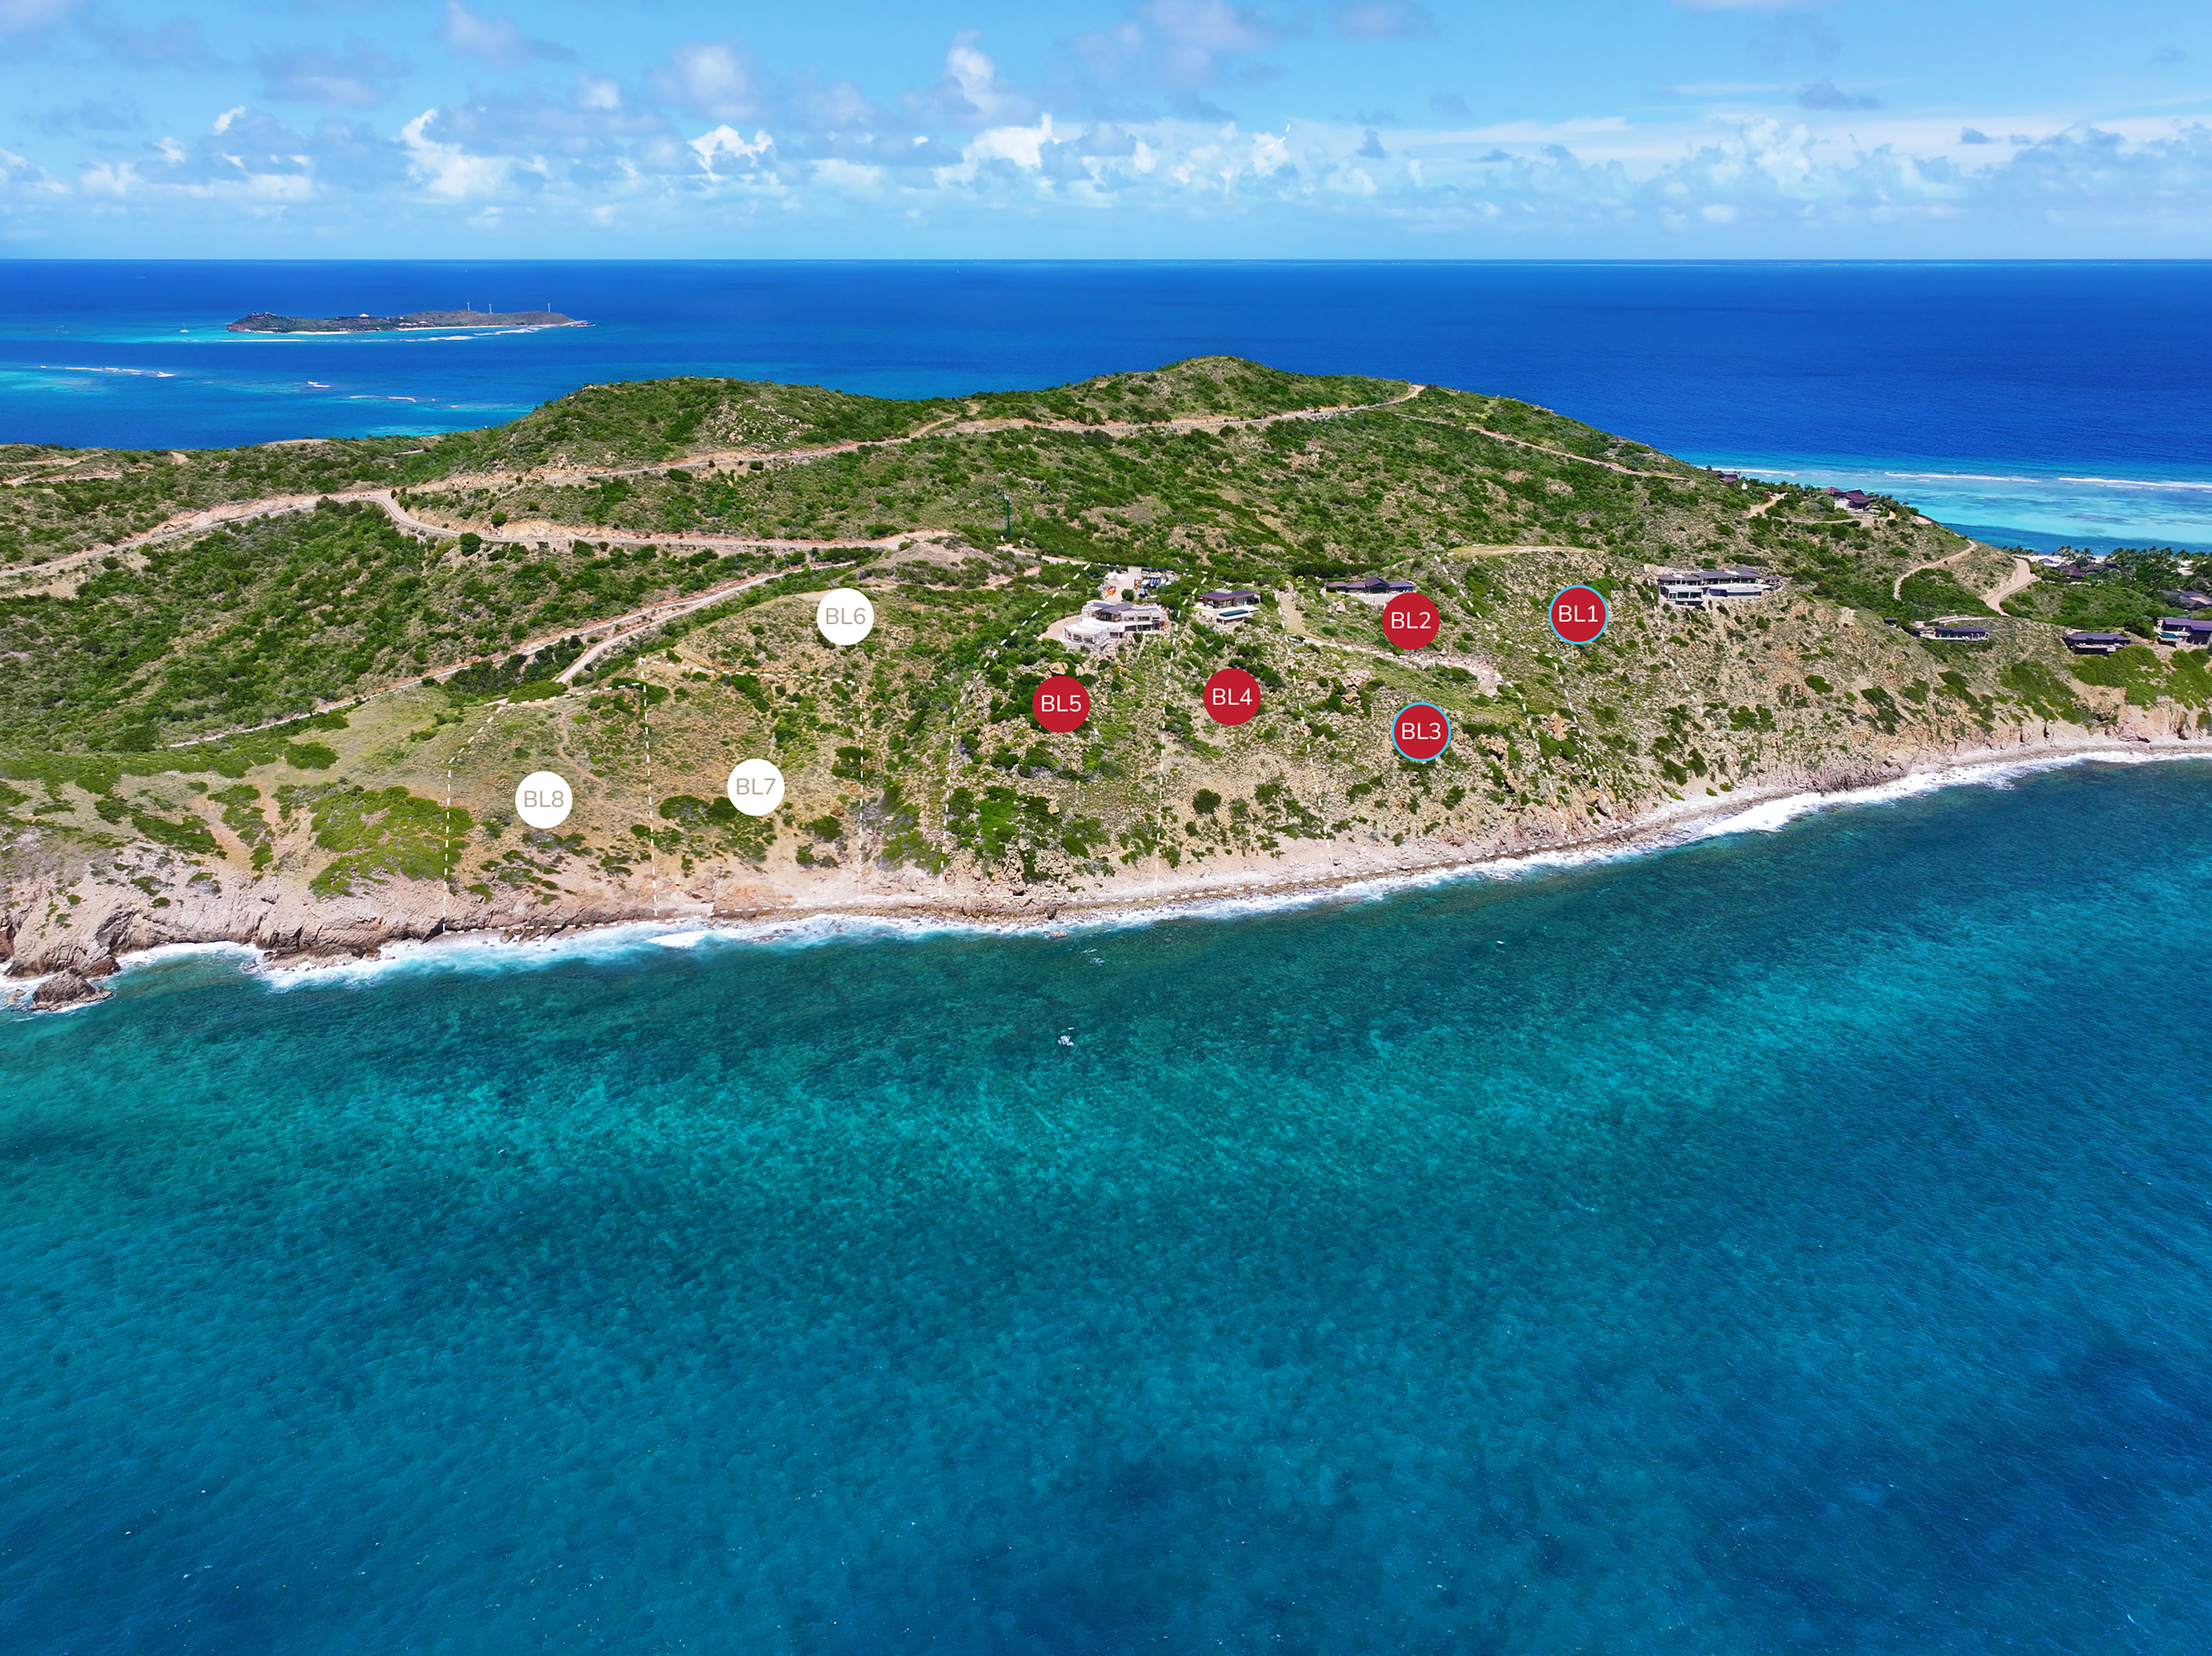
1549,585,1609,644
1392,703,1451,762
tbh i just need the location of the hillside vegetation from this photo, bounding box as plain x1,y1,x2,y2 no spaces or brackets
3,358,2208,983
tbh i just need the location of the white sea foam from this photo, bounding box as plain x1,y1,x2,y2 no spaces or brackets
34,365,177,378
2051,474,2212,493
77,748,2212,999
1715,463,2212,493
1858,470,2212,493
1669,746,2211,847
248,909,989,993
121,940,264,969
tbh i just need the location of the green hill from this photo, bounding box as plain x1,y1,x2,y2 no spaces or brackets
2,358,2205,996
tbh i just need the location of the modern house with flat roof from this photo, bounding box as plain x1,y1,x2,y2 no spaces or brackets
2063,631,2134,655
1195,589,1261,628
1061,617,1122,650
2157,617,2212,647
1322,575,1418,596
1656,567,1781,608
1055,599,1173,652
1910,620,1991,642
1085,600,1168,632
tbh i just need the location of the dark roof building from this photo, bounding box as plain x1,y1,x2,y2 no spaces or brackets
1087,601,1168,628
1322,575,1418,595
2063,630,2134,655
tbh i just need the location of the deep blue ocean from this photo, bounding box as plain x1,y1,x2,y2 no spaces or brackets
2,260,2209,551
7,265,2212,1650
7,758,2212,1653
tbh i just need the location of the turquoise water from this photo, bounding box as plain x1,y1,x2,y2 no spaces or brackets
7,759,2212,1652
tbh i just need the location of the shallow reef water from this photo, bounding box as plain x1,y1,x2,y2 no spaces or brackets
5,759,2212,1653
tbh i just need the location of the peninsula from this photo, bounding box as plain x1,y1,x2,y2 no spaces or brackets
227,309,585,334
2,357,2205,1006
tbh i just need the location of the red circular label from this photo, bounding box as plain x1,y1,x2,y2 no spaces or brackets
1381,591,1441,651
1549,585,1610,643
1392,702,1452,763
1202,667,1262,726
1032,674,1090,733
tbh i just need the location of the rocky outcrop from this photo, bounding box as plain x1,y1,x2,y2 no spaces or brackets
5,725,2205,1012
1810,758,1911,793
31,968,109,1008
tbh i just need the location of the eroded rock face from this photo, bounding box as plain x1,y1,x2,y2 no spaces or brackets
31,970,108,1008
1811,758,1909,793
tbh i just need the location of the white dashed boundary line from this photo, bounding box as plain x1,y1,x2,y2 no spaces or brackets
443,701,509,926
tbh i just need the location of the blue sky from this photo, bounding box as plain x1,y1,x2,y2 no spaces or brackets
2,0,2208,257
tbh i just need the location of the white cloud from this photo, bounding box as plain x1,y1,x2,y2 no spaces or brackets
1073,0,1289,110
256,39,408,109
689,124,773,179
10,17,2212,253
906,34,1033,129
439,2,572,71
652,40,771,124
399,108,525,199
968,114,1057,170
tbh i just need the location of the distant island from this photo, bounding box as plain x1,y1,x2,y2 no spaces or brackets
227,309,585,334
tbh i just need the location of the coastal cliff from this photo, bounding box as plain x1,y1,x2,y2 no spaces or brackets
3,359,2206,1003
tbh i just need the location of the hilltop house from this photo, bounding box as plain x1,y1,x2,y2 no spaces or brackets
2157,617,2212,647
1910,620,1991,642
1059,598,1172,652
2063,631,2134,655
1195,589,1261,628
1322,575,1419,604
1656,567,1781,608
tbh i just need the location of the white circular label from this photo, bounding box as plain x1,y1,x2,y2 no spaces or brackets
514,771,573,829
815,587,874,647
726,758,785,817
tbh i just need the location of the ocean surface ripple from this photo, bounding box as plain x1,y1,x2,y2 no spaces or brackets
2,260,2208,549
5,761,2212,1652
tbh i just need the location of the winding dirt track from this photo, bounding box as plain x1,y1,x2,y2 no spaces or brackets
65,382,1441,745
1455,425,1681,480
1892,541,1978,602
8,382,1436,583
1980,555,2036,613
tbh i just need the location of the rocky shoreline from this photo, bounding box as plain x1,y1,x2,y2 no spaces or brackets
10,724,2199,1012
